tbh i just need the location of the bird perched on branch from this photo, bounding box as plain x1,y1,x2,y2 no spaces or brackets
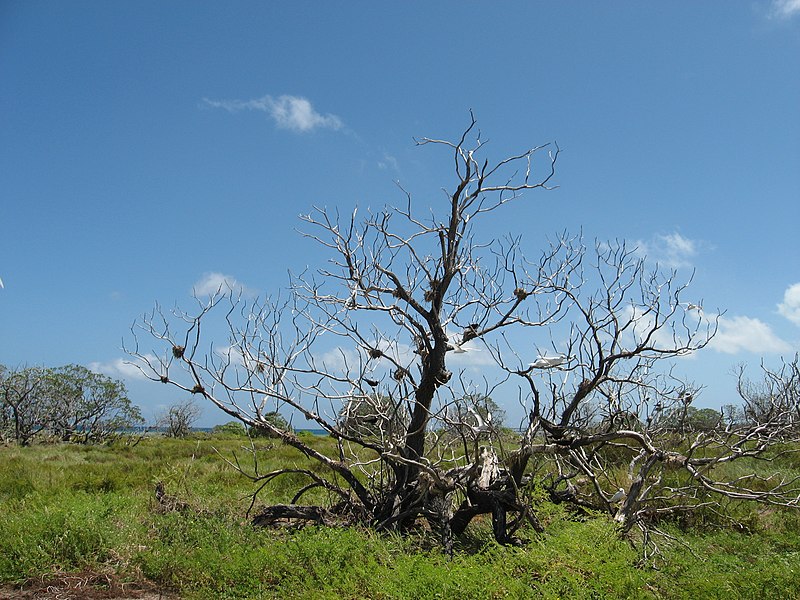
467,406,492,435
529,354,571,369
609,487,626,504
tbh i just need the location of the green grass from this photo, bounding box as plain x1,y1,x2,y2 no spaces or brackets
1,436,800,599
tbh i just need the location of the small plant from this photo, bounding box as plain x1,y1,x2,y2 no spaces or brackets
248,411,290,438
211,421,248,437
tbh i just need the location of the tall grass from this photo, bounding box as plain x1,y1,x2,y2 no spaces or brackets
1,436,800,598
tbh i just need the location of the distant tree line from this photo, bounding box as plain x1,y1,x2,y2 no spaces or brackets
0,364,143,445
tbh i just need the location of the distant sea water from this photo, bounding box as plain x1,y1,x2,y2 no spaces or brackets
200,427,328,436
125,426,329,436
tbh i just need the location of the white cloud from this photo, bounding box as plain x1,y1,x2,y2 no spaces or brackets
89,357,151,381
377,153,400,171
778,283,800,325
215,344,245,366
203,94,343,133
770,0,800,18
621,303,691,353
193,272,254,297
317,346,364,374
635,232,698,269
450,351,495,368
709,315,792,355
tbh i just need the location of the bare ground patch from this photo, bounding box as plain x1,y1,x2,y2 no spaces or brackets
0,571,178,600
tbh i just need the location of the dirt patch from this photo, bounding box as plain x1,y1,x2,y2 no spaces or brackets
0,571,178,600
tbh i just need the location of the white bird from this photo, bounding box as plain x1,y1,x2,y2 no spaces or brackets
609,487,626,504
451,342,468,354
451,341,482,354
0,276,3,289
529,354,570,369
467,406,492,435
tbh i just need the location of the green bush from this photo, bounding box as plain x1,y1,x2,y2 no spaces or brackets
211,421,248,437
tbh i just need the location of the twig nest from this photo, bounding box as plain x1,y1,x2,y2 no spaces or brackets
436,370,452,384
424,279,441,303
172,345,185,359
514,288,530,301
160,375,169,384
369,348,384,359
191,384,205,395
392,367,408,381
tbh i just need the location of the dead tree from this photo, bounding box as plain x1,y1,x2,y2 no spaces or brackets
157,398,201,438
128,117,800,550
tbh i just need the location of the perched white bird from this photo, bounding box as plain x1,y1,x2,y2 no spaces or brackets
529,354,571,369
467,406,492,435
609,487,626,504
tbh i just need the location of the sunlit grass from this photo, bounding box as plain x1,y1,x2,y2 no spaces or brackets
1,435,800,598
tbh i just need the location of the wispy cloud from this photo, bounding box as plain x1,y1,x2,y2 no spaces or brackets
635,232,698,269
377,153,400,172
709,315,792,355
778,282,800,326
193,272,254,297
317,346,365,375
89,357,151,381
621,304,692,354
770,0,800,19
203,94,343,133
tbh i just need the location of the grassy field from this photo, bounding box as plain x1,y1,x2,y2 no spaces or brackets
1,434,800,599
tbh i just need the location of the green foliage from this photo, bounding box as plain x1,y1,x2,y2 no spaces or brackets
211,421,248,437
337,393,409,442
1,437,800,598
660,406,723,433
47,364,144,442
0,488,143,581
0,363,142,445
249,411,290,437
435,394,508,448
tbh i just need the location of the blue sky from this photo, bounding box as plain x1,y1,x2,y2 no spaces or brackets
1,1,798,426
